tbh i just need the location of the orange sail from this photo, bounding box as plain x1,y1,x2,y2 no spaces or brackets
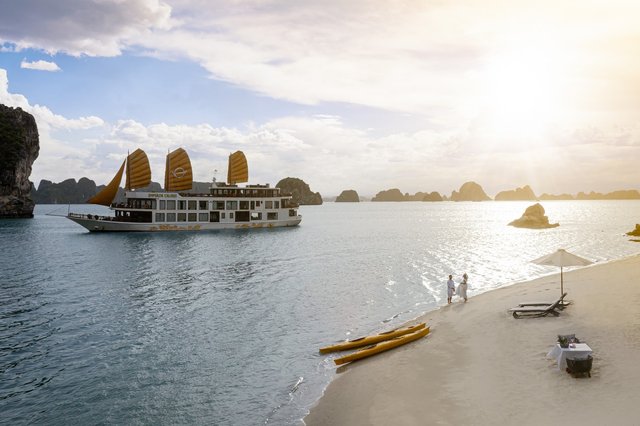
125,148,151,190
87,160,125,206
164,148,193,191
227,151,248,184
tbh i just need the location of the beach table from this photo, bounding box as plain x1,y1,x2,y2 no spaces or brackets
547,343,593,370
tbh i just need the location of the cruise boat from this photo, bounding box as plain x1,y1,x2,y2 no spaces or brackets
67,148,302,232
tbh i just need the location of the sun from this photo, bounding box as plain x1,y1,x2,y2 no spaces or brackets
481,48,563,137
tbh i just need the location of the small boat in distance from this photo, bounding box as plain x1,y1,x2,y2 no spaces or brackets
67,148,302,232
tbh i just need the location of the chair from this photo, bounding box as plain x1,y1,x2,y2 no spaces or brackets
566,355,593,377
517,292,568,308
508,296,565,318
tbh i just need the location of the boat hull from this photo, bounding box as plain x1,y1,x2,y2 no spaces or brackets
67,216,302,232
334,326,430,365
319,323,426,353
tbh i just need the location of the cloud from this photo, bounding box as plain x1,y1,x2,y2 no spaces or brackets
2,66,638,197
20,59,61,72
0,0,172,56
2,0,640,125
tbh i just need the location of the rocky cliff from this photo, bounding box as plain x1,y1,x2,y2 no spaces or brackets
450,182,491,201
0,105,39,218
335,189,360,202
276,177,323,205
495,185,537,201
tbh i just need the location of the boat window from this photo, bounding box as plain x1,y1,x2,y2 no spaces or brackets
210,211,220,222
167,200,176,210
274,201,280,209
199,201,208,210
239,201,249,210
178,200,186,210
188,200,197,210
265,201,273,209
267,212,278,220
155,213,165,222
188,213,197,221
229,212,234,219
281,199,288,208
235,211,250,222
226,200,238,210
178,213,187,222
213,201,225,210
166,212,176,222
221,212,226,219
251,212,262,220
250,201,255,210
159,200,166,210
255,200,261,207
198,213,208,222
289,209,297,217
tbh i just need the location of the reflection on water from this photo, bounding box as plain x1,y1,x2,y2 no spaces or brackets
0,201,639,424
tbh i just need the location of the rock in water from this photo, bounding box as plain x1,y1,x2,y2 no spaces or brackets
335,189,359,202
276,177,323,205
626,224,640,237
0,105,39,218
508,203,559,229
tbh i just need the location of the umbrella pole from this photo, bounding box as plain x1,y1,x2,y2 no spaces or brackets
560,266,564,298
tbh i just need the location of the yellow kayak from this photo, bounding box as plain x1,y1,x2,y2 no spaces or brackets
334,326,430,365
319,322,426,354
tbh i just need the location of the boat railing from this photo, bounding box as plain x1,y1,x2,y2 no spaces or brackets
68,213,116,221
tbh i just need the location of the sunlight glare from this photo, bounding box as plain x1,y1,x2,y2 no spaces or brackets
482,48,562,137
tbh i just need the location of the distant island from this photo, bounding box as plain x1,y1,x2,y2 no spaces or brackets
276,177,322,205
335,189,360,202
28,176,640,206
495,185,537,201
372,188,443,202
31,176,324,206
449,182,491,201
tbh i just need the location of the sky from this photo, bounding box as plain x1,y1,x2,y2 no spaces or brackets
0,0,639,197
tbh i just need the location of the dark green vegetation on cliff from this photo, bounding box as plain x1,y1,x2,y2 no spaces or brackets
0,104,39,218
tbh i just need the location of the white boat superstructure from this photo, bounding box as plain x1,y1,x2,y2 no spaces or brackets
67,148,302,232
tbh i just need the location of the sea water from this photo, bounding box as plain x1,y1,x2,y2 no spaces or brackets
1,201,639,425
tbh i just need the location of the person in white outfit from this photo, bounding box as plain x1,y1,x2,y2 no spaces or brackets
458,273,469,302
446,274,456,304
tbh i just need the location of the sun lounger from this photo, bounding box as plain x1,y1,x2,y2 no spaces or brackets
508,296,565,318
517,292,568,307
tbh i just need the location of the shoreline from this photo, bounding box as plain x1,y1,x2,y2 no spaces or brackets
305,253,640,425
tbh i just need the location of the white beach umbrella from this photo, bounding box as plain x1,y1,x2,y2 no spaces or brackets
532,249,593,298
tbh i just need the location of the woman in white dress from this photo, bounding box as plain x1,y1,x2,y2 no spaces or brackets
458,273,468,302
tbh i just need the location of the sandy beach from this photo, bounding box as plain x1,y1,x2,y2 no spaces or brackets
306,254,640,426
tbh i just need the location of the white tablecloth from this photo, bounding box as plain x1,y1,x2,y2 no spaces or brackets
547,343,593,370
